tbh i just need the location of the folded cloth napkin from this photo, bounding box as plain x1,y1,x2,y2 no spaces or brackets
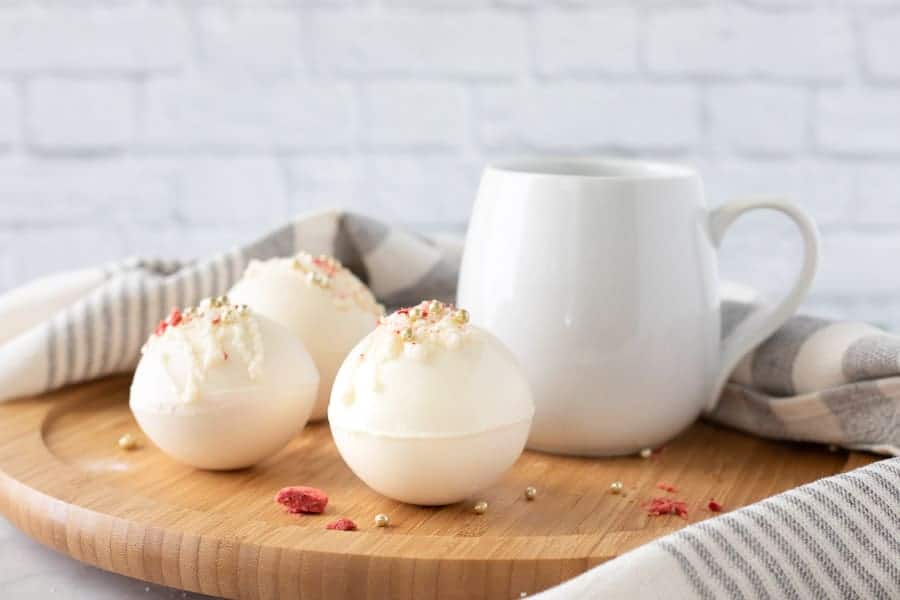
534,456,900,599
1,211,898,457
2,211,898,599
715,302,900,456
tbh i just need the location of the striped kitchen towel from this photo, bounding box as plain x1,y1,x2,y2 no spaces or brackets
714,302,900,455
534,456,900,599
0,210,898,457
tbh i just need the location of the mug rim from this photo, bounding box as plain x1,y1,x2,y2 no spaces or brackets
486,157,697,181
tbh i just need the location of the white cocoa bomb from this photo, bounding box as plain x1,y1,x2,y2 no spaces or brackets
130,298,319,470
229,253,383,422
329,300,534,505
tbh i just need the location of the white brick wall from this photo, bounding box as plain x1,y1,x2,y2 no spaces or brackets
1,0,900,329
27,79,137,152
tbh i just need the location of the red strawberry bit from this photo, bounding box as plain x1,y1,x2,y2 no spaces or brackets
646,497,689,519
312,256,337,276
326,518,357,531
396,308,410,315
275,486,329,514
154,320,168,336
168,308,183,327
211,317,221,325
656,482,677,493
708,499,723,513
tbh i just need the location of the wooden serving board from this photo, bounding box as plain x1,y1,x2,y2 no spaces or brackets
0,376,876,599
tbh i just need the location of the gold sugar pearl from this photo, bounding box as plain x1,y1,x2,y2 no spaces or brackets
609,481,624,494
639,448,653,459
453,308,470,325
473,501,488,515
374,514,390,528
428,300,443,315
524,486,537,501
400,327,415,342
118,433,138,451
409,307,423,321
306,272,330,288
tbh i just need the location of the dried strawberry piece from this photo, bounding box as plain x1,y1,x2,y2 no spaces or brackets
646,497,689,519
326,518,357,531
311,256,338,276
708,499,723,513
275,486,328,514
168,308,183,327
154,320,168,336
656,482,677,493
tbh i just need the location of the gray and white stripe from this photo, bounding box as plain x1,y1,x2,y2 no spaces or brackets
664,458,900,599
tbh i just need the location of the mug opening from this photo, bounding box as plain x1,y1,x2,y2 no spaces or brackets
488,158,696,180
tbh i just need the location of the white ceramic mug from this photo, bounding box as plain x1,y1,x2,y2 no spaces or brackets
457,159,819,456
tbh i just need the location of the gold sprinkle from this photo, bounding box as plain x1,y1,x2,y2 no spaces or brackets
473,501,488,515
118,433,138,451
409,307,423,321
453,308,470,325
639,448,653,459
306,272,330,287
374,514,390,528
400,328,415,342
609,481,624,494
428,299,443,315
524,486,537,501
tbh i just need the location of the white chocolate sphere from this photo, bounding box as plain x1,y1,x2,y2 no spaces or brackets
229,253,382,421
130,299,319,470
329,301,534,505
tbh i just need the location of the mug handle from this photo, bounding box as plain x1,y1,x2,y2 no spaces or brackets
706,198,820,412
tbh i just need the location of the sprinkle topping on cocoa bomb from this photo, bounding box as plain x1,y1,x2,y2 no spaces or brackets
368,300,473,362
141,296,263,404
241,252,383,316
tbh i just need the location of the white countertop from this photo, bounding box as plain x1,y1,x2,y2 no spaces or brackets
0,516,215,599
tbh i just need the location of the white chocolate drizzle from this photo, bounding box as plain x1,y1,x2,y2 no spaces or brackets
241,252,384,316
141,297,264,404
348,299,472,386
337,300,478,411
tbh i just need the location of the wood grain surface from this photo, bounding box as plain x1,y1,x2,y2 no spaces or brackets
0,376,877,599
